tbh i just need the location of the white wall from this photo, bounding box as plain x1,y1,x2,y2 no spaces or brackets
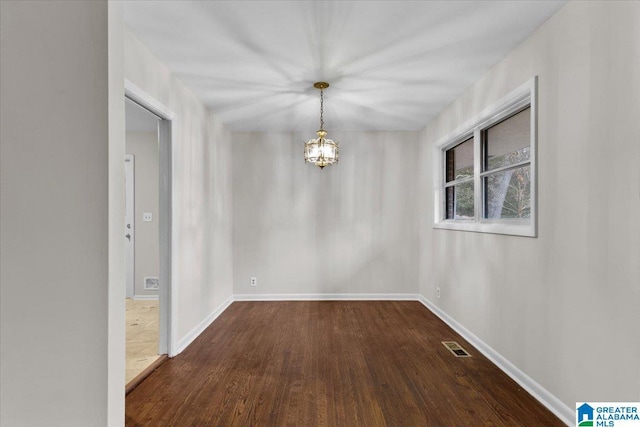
232,131,420,296
1,1,114,426
418,0,640,415
124,30,234,342
126,131,160,297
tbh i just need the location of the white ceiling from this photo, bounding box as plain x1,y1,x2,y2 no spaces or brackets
124,1,565,132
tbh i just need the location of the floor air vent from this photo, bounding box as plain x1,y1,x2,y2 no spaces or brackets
442,341,471,357
144,277,159,290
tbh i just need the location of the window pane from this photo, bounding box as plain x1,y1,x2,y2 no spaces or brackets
445,181,474,219
484,107,530,171
445,137,473,182
484,165,531,219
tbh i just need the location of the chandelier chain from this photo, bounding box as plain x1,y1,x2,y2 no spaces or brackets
320,88,324,130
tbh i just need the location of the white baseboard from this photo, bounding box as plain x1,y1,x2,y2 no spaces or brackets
176,295,234,354
417,295,573,426
233,293,421,301
132,294,159,301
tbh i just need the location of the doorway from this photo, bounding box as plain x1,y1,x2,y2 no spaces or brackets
124,81,175,390
124,98,160,385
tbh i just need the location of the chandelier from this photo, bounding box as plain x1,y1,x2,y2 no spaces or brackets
304,82,339,169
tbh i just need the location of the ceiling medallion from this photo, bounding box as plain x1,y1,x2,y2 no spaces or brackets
304,82,339,169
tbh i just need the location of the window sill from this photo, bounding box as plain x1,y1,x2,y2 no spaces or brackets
433,220,537,238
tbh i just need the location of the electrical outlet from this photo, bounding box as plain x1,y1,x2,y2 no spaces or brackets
250,277,257,287
436,287,441,298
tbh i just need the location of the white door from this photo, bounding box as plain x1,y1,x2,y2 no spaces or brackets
125,154,135,298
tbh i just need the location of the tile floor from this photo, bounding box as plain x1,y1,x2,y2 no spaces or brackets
126,298,161,384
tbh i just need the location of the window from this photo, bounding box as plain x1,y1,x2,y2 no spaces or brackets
445,138,474,220
435,77,537,237
482,108,531,220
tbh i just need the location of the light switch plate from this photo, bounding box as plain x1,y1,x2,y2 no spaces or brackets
143,212,153,222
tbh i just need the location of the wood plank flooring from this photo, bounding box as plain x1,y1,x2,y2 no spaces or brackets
126,298,161,384
125,301,564,426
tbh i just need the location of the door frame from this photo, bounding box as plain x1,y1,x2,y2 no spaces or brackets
124,154,135,299
125,80,177,357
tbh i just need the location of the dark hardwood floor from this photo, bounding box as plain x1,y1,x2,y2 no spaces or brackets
125,301,564,426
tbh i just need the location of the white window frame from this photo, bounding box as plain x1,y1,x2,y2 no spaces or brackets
433,77,537,237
